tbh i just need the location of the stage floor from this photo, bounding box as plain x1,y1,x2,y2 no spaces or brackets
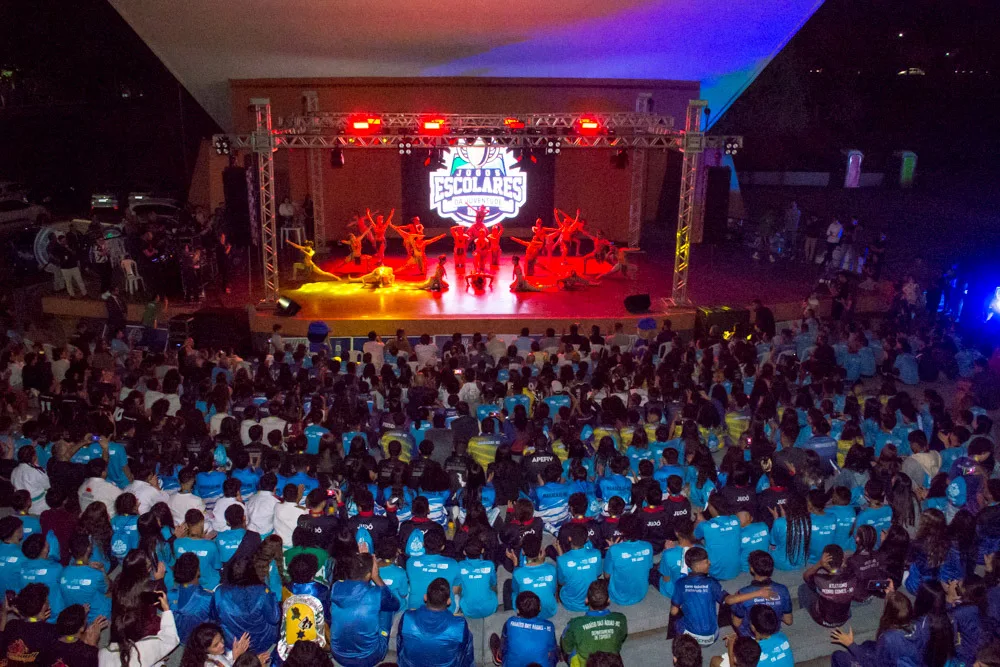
279,251,676,335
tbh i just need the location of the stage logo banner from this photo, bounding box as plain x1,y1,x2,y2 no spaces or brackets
429,143,527,227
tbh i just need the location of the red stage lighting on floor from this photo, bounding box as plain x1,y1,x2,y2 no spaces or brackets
575,117,602,136
348,115,381,134
421,117,447,134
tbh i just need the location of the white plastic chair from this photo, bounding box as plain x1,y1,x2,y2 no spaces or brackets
281,227,305,247
121,258,145,295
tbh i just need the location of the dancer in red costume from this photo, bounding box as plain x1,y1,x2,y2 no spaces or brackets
488,223,503,267
509,235,546,276
472,229,490,272
510,256,544,292
340,228,372,271
467,205,488,240
450,225,470,270
393,224,446,275
598,246,641,279
365,208,394,263
396,216,425,259
406,255,449,291
581,230,614,273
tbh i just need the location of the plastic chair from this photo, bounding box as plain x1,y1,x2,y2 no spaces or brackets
121,258,145,295
281,227,306,247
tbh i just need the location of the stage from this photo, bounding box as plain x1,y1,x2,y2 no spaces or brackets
38,243,892,340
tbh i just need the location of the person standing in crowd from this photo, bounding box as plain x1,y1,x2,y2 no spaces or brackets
51,234,88,298
822,217,843,266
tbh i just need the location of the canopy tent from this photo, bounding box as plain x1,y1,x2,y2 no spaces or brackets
109,0,823,130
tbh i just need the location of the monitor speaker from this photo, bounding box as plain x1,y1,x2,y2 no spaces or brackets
624,294,651,314
275,296,302,317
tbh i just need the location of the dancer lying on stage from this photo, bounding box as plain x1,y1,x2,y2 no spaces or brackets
598,246,641,279
510,255,544,292
450,225,470,269
365,208,394,262
465,269,495,290
488,223,503,267
556,270,601,291
510,235,546,276
345,264,395,289
287,240,341,282
405,255,449,291
581,230,614,273
393,225,446,274
340,228,372,269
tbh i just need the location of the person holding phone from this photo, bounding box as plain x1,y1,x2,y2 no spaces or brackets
99,588,179,667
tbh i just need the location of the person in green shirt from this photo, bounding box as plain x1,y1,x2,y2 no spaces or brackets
284,526,331,585
560,579,628,667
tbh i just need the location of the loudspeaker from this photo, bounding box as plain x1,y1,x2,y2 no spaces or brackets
222,166,251,246
167,314,195,349
624,293,651,314
703,166,731,244
275,296,302,317
192,307,252,355
694,306,750,339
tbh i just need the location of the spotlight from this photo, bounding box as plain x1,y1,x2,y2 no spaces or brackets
213,136,231,156
330,148,345,168
398,140,413,155
275,296,302,317
611,149,629,169
724,137,741,156
546,140,561,155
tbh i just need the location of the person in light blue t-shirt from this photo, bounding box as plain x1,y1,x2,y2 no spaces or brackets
853,479,893,547
604,514,653,607
405,529,459,612
555,523,602,612
806,490,838,564
510,534,558,619
59,534,110,624
694,500,742,581
748,605,794,667
825,487,858,552
375,538,409,620
455,539,497,619
173,509,222,590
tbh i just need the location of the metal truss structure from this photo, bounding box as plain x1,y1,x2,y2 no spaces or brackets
227,101,738,307
249,98,279,303
669,100,707,307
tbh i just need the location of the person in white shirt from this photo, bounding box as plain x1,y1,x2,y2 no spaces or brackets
168,468,207,525
98,591,179,667
270,324,284,354
822,218,844,265
209,407,230,436
211,479,246,533
485,333,507,363
245,473,280,537
362,332,386,369
125,462,171,514
78,459,121,516
413,334,439,368
258,405,287,444
278,197,295,226
11,447,50,514
50,347,71,384
271,485,306,548
239,406,260,445
143,377,165,412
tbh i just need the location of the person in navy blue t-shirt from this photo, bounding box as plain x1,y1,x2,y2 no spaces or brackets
489,591,558,667
729,551,793,638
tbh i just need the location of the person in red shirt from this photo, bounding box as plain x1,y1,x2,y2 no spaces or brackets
40,488,78,565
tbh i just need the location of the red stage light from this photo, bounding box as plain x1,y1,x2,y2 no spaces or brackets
504,117,525,130
421,117,447,134
575,117,602,135
348,115,382,134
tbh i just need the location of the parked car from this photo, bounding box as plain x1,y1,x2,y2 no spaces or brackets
0,198,50,227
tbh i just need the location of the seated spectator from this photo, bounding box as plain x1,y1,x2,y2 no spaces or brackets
174,509,223,591
100,589,179,666
180,623,254,667
455,538,498,619
490,591,558,667
672,634,703,667
603,513,653,607
0,583,60,663
328,551,399,667
509,534,558,618
802,544,856,628
170,552,214,643
695,498,742,580
745,605,793,666
406,528,458,611
395,577,474,667
560,580,628,667
829,589,920,667
60,533,111,624
729,551,793,638
209,558,281,655
555,523,602,613
38,604,107,667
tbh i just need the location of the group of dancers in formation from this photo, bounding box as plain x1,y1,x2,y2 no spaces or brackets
288,206,640,292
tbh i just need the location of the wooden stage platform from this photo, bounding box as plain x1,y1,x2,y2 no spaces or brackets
39,245,893,339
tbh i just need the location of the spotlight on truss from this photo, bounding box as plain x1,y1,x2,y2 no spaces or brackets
213,136,231,156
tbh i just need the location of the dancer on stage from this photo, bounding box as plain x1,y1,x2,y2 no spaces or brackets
394,226,446,274
340,228,372,270
396,216,425,258
450,225,470,270
365,208,394,262
581,229,614,273
345,264,395,289
472,229,490,272
465,269,495,290
287,240,341,282
488,223,503,267
467,206,488,240
406,255,449,291
510,255,544,292
510,235,546,276
552,208,584,257
556,270,600,291
598,246,641,279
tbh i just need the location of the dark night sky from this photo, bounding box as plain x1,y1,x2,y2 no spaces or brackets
0,0,998,202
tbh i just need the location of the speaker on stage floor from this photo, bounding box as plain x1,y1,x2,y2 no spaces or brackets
703,166,731,244
192,307,252,355
275,296,302,317
624,293,651,314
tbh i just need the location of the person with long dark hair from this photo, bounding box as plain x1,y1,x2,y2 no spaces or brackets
948,575,992,666
829,589,920,667
209,557,281,656
769,495,810,571
904,509,962,595
910,581,955,667
179,622,251,667
98,590,178,667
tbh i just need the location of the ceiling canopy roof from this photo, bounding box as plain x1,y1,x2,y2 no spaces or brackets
109,0,822,130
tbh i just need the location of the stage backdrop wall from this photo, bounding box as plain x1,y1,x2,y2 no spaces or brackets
228,77,699,243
